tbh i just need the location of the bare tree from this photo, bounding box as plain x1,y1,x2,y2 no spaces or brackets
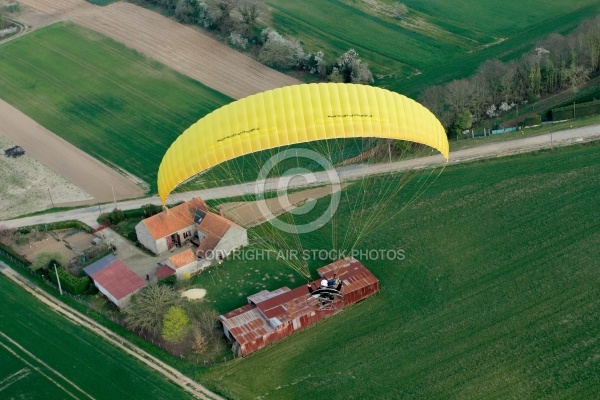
444,79,475,115
191,327,208,354
562,63,591,92
470,75,490,121
476,59,509,106
196,308,219,340
574,15,600,73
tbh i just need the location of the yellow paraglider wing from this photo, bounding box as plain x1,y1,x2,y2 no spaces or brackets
158,83,448,204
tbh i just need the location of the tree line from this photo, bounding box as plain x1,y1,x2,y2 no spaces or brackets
419,15,600,137
133,2,600,136
131,0,375,84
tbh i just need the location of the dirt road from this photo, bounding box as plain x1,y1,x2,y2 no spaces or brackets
219,184,347,227
14,0,299,99
0,261,224,400
2,123,598,229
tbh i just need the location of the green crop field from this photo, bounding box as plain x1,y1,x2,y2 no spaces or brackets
196,142,600,399
0,23,231,192
265,0,600,95
0,272,194,399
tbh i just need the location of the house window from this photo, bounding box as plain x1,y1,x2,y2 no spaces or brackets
183,231,191,239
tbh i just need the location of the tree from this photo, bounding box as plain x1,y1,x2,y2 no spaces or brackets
162,306,191,343
31,252,67,272
450,109,473,139
499,61,519,104
444,79,475,119
327,67,344,83
303,50,327,77
577,15,600,73
418,85,448,124
350,60,374,84
190,308,220,340
389,2,408,19
468,75,489,122
124,284,180,336
237,0,265,29
476,59,510,106
229,32,249,49
334,49,374,84
158,0,177,11
98,208,125,226
259,28,305,69
191,327,208,354
141,204,163,218
175,0,200,23
205,0,237,31
562,62,591,92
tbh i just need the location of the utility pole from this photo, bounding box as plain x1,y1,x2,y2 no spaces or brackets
573,101,576,119
48,188,55,208
54,264,63,295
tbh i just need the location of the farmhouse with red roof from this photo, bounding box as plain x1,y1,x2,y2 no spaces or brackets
219,257,379,357
83,254,146,308
135,198,248,262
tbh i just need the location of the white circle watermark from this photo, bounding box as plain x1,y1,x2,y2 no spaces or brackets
254,148,341,234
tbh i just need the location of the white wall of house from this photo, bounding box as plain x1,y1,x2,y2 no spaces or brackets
175,261,201,280
135,222,159,255
155,237,168,255
214,226,248,259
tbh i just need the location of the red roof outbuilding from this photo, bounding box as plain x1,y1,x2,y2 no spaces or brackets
91,260,146,301
219,257,379,357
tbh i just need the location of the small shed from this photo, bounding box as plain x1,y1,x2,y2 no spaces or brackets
84,255,146,308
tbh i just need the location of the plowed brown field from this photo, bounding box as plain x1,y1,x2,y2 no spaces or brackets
16,0,299,99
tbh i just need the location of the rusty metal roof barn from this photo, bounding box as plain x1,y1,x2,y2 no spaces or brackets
219,257,379,357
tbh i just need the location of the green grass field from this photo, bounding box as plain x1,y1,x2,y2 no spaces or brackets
0,273,194,399
196,142,600,399
266,0,600,95
0,23,231,192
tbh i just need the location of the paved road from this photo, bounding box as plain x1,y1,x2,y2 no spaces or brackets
2,124,598,230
